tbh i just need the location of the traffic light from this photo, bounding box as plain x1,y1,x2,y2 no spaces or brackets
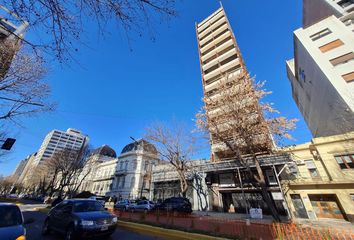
1,138,16,150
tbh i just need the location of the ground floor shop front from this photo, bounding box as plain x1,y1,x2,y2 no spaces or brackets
286,183,354,222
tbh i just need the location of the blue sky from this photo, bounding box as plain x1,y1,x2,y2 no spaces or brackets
0,0,312,176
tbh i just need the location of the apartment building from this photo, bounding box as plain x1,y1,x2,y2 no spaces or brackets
12,156,30,180
286,0,354,137
0,5,28,42
196,6,270,161
33,128,88,166
282,131,354,222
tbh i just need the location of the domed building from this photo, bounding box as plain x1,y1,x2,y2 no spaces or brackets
109,139,160,200
78,145,118,195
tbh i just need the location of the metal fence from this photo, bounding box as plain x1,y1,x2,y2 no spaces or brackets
111,210,354,240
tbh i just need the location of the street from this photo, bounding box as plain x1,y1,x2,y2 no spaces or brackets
20,205,162,240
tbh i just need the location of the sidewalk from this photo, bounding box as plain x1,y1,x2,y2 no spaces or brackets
295,218,354,231
193,211,289,224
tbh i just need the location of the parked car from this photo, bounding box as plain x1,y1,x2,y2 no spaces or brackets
0,203,26,240
129,200,155,213
114,200,131,211
153,197,192,214
42,199,117,240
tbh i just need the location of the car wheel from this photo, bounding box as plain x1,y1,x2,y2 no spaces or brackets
65,225,76,240
41,218,51,235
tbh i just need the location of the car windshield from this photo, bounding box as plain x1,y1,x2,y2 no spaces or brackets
73,201,105,212
0,206,23,227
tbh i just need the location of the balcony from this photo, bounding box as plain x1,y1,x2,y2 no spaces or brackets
199,24,228,53
204,58,240,82
201,38,233,63
198,16,227,42
204,68,242,93
197,8,223,33
203,48,237,72
200,27,230,54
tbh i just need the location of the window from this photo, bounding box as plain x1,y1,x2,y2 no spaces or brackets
310,28,332,41
342,72,354,83
121,176,125,188
304,160,320,179
130,176,135,188
319,39,344,53
124,161,128,170
351,194,354,201
265,169,277,185
330,52,354,66
335,154,354,169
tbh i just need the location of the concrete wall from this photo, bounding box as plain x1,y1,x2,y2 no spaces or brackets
288,15,354,137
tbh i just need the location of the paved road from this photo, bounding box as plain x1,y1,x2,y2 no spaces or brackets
22,208,162,240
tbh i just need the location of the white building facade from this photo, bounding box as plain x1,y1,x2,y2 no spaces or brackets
78,140,160,200
286,0,354,137
110,140,160,200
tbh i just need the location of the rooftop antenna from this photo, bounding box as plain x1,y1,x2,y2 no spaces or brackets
219,1,223,8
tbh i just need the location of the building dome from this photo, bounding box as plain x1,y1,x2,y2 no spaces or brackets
121,139,157,155
92,145,117,158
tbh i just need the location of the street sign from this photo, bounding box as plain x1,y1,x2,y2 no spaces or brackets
1,138,16,150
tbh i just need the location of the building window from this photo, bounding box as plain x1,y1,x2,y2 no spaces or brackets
265,169,277,185
125,162,128,170
131,176,135,188
342,71,354,83
335,154,354,169
330,52,354,66
121,176,125,188
319,39,344,53
351,194,354,201
304,160,320,179
310,28,331,41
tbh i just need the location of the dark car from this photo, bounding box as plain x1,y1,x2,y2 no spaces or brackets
42,199,118,240
0,203,26,240
154,197,192,214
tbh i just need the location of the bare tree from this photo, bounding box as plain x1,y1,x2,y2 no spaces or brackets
145,121,197,198
1,0,178,61
196,71,297,221
0,43,54,123
26,144,92,197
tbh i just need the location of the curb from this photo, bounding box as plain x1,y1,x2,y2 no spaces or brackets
117,220,230,240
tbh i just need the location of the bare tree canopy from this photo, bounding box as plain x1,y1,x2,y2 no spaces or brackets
1,0,178,61
196,71,297,221
145,121,197,197
196,71,297,159
0,43,54,123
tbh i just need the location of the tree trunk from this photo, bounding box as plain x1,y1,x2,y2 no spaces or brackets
254,157,281,222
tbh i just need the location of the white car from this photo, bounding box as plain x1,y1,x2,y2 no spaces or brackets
130,200,154,212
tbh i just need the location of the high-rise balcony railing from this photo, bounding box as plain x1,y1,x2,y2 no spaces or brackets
198,16,227,42
197,8,223,33
201,38,233,63
203,48,237,72
204,58,240,82
200,28,230,54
